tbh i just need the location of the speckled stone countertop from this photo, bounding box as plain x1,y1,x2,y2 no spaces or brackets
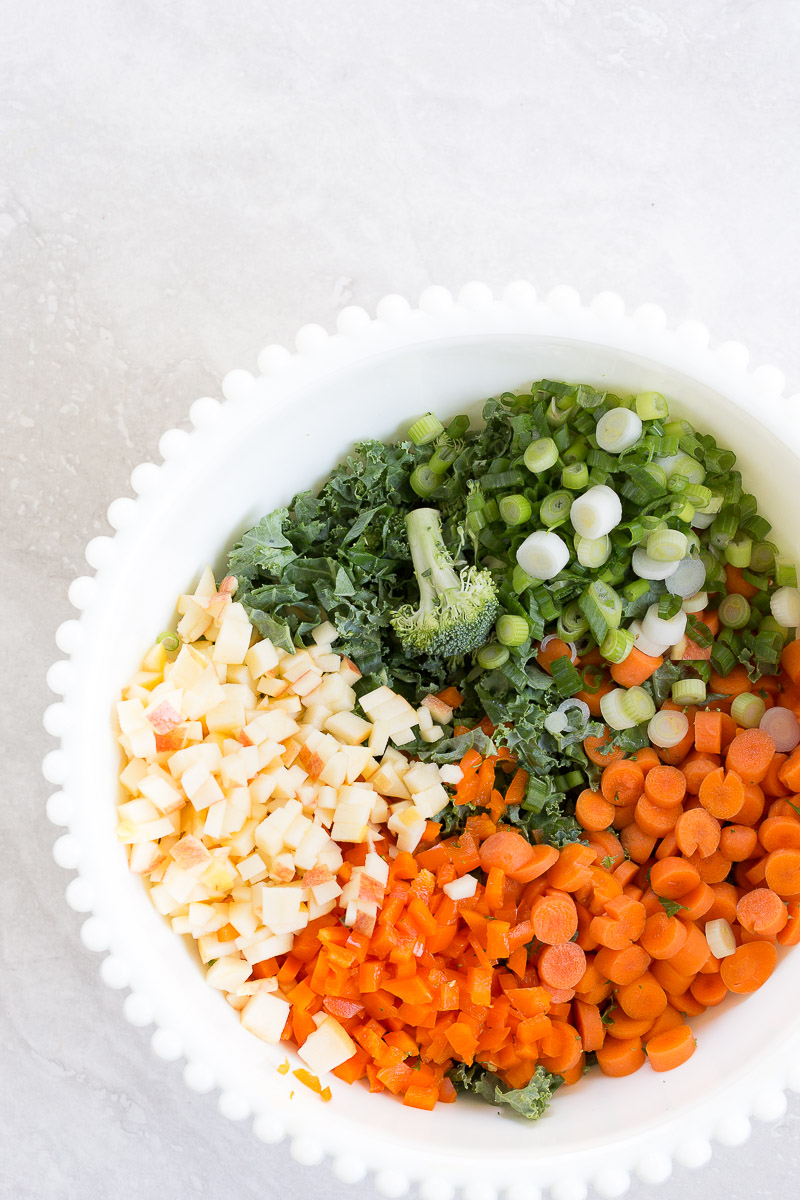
5,1,800,1196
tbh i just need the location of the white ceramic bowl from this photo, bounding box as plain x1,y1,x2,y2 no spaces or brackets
46,283,800,1200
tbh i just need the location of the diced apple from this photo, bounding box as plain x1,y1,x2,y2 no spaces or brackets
370,764,411,801
439,764,463,785
293,823,330,870
206,697,246,735
416,705,434,732
177,596,213,642
283,812,313,851
389,726,416,747
168,742,222,779
182,766,224,812
260,884,304,930
280,650,315,683
237,852,268,882
319,752,347,789
324,711,372,746
340,745,374,784
120,758,149,794
228,900,260,938
410,782,448,818
129,841,166,874
363,852,389,887
421,694,454,724
402,762,443,794
171,834,212,873
240,990,291,1043
220,746,260,788
244,709,300,745
358,685,394,716
338,657,362,686
138,770,185,815
206,955,252,992
311,621,339,646
245,638,280,678
367,720,391,757
203,800,227,840
298,1015,355,1074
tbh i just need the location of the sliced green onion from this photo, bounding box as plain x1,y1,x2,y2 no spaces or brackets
600,627,634,664
496,614,530,647
445,415,470,439
642,602,686,646
731,692,767,729
710,642,736,676
562,462,590,490
550,655,583,697
532,585,559,620
557,601,590,641
658,593,683,620
682,483,712,509
718,593,751,629
579,580,622,643
748,541,776,574
511,564,538,593
696,492,724,516
685,613,714,648
499,493,533,526
647,709,689,748
540,491,573,529
553,769,585,791
709,506,740,551
665,452,706,485
775,556,798,588
771,586,800,628
672,678,707,705
647,525,690,561
741,567,769,592
632,546,681,581
623,578,651,604
524,437,559,474
477,642,510,670
620,686,656,724
407,413,445,446
682,591,708,613
157,631,180,652
595,407,643,454
600,688,638,730
410,465,439,498
563,436,589,464
428,442,460,475
574,534,611,569
724,537,752,569
635,391,670,420
759,615,790,644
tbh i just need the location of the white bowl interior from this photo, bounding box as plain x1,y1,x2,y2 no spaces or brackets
69,333,800,1183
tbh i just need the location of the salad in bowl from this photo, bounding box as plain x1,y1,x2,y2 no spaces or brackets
47,288,800,1198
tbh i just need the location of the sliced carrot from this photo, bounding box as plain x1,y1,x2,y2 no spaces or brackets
779,746,800,792
584,731,626,766
705,881,739,924
644,765,687,809
781,639,800,685
575,788,616,832
736,887,788,938
725,728,776,785
698,767,745,820
616,972,668,1021
537,637,575,673
777,900,800,946
573,999,606,1052
709,663,752,696
758,815,800,852
667,920,711,975
690,971,728,1007
719,940,778,993
631,747,661,774
675,807,721,858
640,912,688,960
725,564,759,599
610,647,663,687
646,1024,696,1071
719,823,759,862
650,857,701,900
601,761,645,807
596,1036,646,1076
479,830,536,878
532,893,578,945
650,958,695,996
694,710,722,755
548,843,595,891
635,794,681,838
679,881,715,921
538,941,587,990
765,847,800,896
761,753,791,797
595,943,651,986
682,752,721,795
735,782,766,826
620,823,657,865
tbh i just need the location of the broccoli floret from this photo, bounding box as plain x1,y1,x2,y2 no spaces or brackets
390,507,498,658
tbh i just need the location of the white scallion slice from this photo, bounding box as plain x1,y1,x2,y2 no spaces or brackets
544,711,569,736
641,603,687,647
681,590,708,613
557,698,591,724
672,678,707,705
646,527,689,564
629,619,670,659
666,556,707,598
705,918,736,959
574,533,612,569
666,452,706,486
631,546,681,581
569,485,623,539
599,688,638,730
759,706,800,752
771,586,800,628
691,511,716,529
619,686,655,725
730,692,767,729
595,408,643,454
647,709,689,748
516,530,570,581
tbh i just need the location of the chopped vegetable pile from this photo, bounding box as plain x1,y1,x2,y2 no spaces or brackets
117,379,800,1121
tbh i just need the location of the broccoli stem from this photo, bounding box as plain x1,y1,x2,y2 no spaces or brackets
406,508,462,607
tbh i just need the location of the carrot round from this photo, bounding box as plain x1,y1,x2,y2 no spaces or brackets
538,941,587,990
602,1010,652,1039
667,920,711,975
650,958,694,996
709,662,753,695
646,1004,686,1041
777,900,800,946
719,823,759,861
547,843,594,892
650,856,701,900
687,848,733,885
725,564,759,599
610,802,638,831
620,823,657,865
682,752,721,795
646,1024,696,1072
761,753,791,798
538,637,575,673
725,728,776,785
585,829,625,871
675,807,721,858
575,788,616,832
596,1036,646,1077
644,765,687,809
735,782,766,827
573,998,606,1052
610,646,663,687
532,893,578,945
616,971,668,1021
679,881,715,921
601,760,645,807
584,731,626,766
631,746,661,774
719,940,778,993
694,710,723,755
705,881,739,924
698,767,745,820
635,795,681,838
764,847,800,896
595,943,651,986
736,887,788,938
640,911,688,960
690,971,728,1007
758,815,800,853
513,844,562,883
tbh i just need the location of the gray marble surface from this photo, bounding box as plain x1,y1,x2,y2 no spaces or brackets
5,0,800,1196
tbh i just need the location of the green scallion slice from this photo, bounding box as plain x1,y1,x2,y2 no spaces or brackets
775,556,798,588
410,465,439,498
498,493,533,526
540,490,573,529
477,642,510,670
646,527,689,563
496,614,529,647
718,593,751,629
156,632,180,652
574,533,612,569
579,580,622,643
557,601,590,641
730,692,767,728
550,655,583,697
658,593,683,620
672,678,707,705
407,413,445,446
749,541,776,574
724,537,752,569
427,442,460,475
511,564,539,593
600,627,634,664
635,391,670,420
562,462,590,490
524,437,559,474
710,642,736,676
620,686,656,725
